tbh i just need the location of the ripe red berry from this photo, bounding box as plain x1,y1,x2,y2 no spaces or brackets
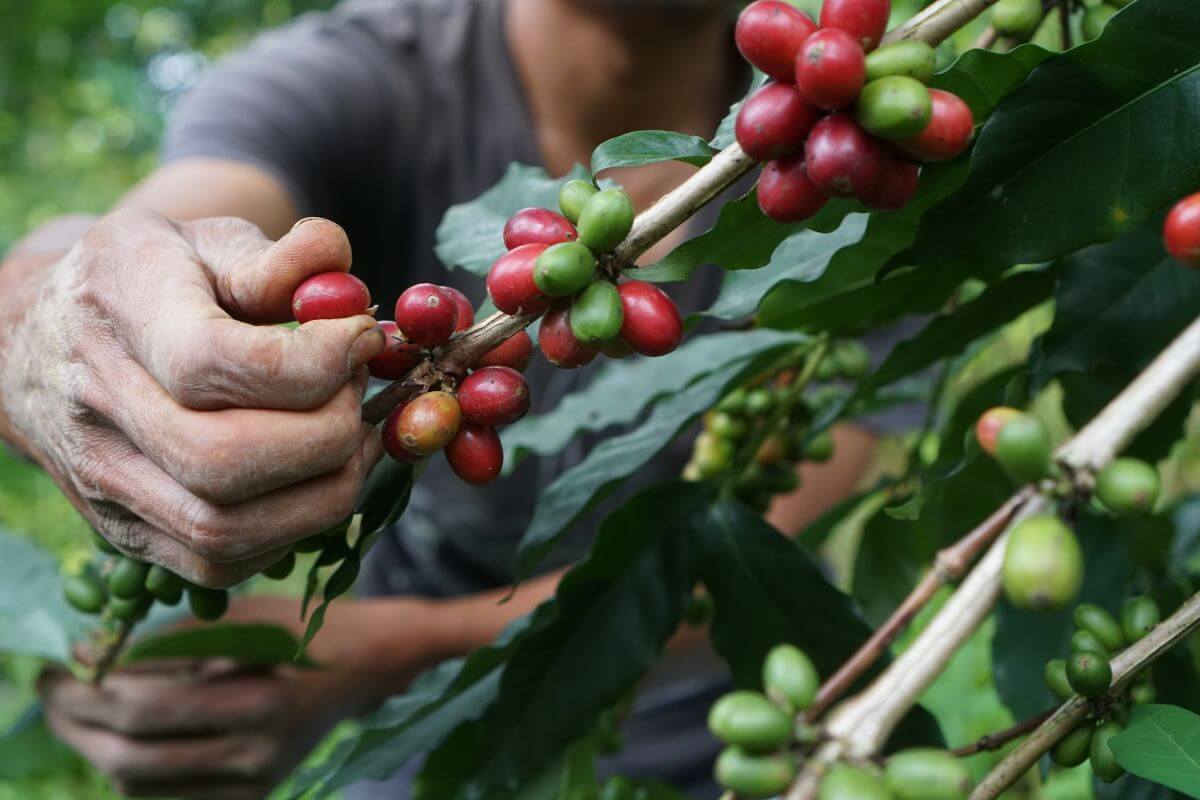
617,281,684,357
292,272,371,324
475,330,535,372
539,301,599,369
735,82,821,162
794,28,866,110
735,0,817,81
395,283,457,346
381,403,423,462
804,114,883,198
1164,192,1200,268
368,321,423,380
487,243,553,316
444,423,504,486
394,390,462,456
440,285,475,331
820,0,892,52
897,89,975,162
503,208,578,250
458,366,530,426
757,154,829,222
858,150,920,210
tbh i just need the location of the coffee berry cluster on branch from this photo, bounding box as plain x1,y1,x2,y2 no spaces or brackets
991,0,1130,48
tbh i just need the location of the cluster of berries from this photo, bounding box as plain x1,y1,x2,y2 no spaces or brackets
992,0,1130,47
732,0,975,222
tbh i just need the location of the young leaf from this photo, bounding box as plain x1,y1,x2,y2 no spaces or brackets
591,130,714,173
120,623,314,668
1110,705,1200,797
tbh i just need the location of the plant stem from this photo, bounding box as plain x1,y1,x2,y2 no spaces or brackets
87,620,134,685
950,708,1056,757
884,0,1004,46
971,25,999,50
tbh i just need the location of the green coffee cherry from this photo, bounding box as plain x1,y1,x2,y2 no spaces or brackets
92,532,119,555
1074,604,1125,652
1094,458,1160,516
864,40,937,83
762,644,819,713
1071,629,1110,656
818,763,891,800
1129,676,1157,705
832,341,871,380
188,586,229,622
1051,723,1094,767
1002,515,1084,612
1090,721,1126,783
816,357,842,381
570,280,623,344
1067,651,1112,698
760,463,801,494
707,691,792,751
1121,595,1161,642
745,388,775,417
108,594,153,622
576,187,634,253
884,748,973,800
63,571,107,614
534,242,596,297
262,551,297,580
1045,659,1073,701
694,432,735,479
107,558,150,601
558,179,599,224
856,76,933,140
715,747,796,798
708,412,749,441
717,389,749,416
1082,4,1117,39
994,414,1053,484
991,0,1042,36
1031,9,1064,51
145,565,184,606
806,430,835,463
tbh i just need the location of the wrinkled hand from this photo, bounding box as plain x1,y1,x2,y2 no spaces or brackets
0,210,385,585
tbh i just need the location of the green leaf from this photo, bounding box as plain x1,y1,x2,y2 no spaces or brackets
1110,705,1200,797
0,707,81,779
357,459,416,538
895,0,1200,268
590,130,714,173
0,528,89,662
120,623,314,667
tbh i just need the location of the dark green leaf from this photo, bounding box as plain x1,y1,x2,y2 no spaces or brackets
0,528,90,662
1110,705,1200,797
357,460,416,538
121,623,315,668
591,130,714,173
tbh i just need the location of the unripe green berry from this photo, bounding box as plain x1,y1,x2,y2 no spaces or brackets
145,565,184,606
108,593,152,622
1066,651,1112,698
856,76,933,140
188,586,229,622
745,388,775,417
558,179,599,224
715,747,796,798
707,691,792,751
1002,515,1083,611
991,0,1042,36
534,241,596,297
884,748,973,800
832,340,871,379
1051,723,1094,767
806,430,835,463
1074,604,1126,652
1090,721,1126,783
864,40,937,83
717,389,749,416
570,280,624,344
1071,629,1110,656
1082,4,1117,40
1121,595,1161,642
107,558,150,601
819,763,891,800
694,432,735,479
708,411,750,441
63,570,107,615
576,187,634,253
1044,659,1073,701
762,644,819,713
1129,676,1156,705
994,414,1053,484
1094,458,1160,516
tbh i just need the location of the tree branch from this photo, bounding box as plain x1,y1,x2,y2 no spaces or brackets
950,707,1056,757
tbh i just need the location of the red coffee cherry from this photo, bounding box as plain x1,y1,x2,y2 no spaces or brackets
794,28,866,111
503,208,578,250
292,272,371,323
1164,192,1200,268
475,330,535,372
539,301,599,369
395,283,457,346
381,403,423,462
735,82,821,162
758,154,829,222
897,89,975,162
368,321,423,380
858,150,920,210
487,243,553,316
440,285,475,331
444,422,504,486
617,281,684,357
820,0,892,52
458,366,530,426
735,0,817,81
393,390,462,456
805,114,883,198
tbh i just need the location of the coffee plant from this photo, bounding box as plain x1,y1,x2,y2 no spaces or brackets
4,0,1200,798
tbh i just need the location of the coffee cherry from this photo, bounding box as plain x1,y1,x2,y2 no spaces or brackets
439,285,474,331
382,403,423,462
1002,515,1083,611
897,89,974,162
1122,596,1161,642
571,280,624,345
1071,629,1110,656
1051,723,1094,767
991,0,1042,35
1045,659,1073,700
735,0,817,81
806,429,835,462
756,433,788,466
745,388,775,416
707,691,792,751
805,114,883,198
502,207,578,250
487,243,553,316
715,747,796,798
459,366,530,426
864,40,937,83
1090,721,1126,783
694,432,735,478
394,391,462,456
1164,192,1200,267
794,28,866,110
856,76,932,140
975,406,1022,456
368,321,423,380
735,82,820,162
820,0,891,52
444,422,504,486
475,330,534,372
188,586,229,622
395,283,457,347
93,532,119,555
292,272,372,323
533,241,596,297
1067,651,1112,698
708,411,749,441
1095,458,1160,516
63,571,107,614
818,763,891,800
261,551,296,580
107,557,149,601
1030,8,1064,51
559,180,599,224
1082,4,1116,39
577,188,635,253
994,414,1053,483
832,340,872,378
145,565,184,606
718,388,749,416
1074,604,1126,652
616,281,683,357
539,301,599,368
763,644,819,713
884,749,973,800
109,594,152,622
859,150,920,210
757,154,829,222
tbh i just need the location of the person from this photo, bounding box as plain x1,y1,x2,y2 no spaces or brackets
7,0,890,797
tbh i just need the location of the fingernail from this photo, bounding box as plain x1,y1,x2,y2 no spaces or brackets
348,325,386,370
290,216,323,233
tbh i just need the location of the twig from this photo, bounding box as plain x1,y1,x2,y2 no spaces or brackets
883,0,1004,46
87,620,134,685
972,25,999,50
1057,0,1072,51
950,708,1056,757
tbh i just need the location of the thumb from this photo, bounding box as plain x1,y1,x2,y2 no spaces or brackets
183,216,356,323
